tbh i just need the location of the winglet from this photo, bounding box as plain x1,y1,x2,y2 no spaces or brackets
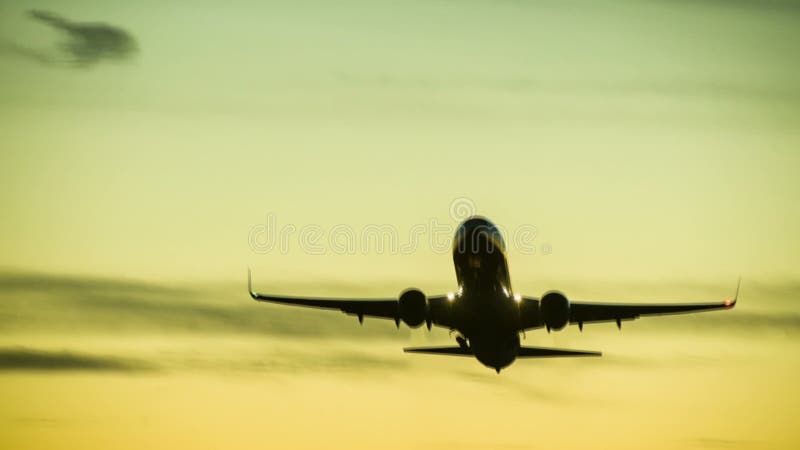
725,277,741,308
247,267,257,299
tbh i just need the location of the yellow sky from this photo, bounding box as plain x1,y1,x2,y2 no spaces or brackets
0,0,798,284
1,1,799,449
1,277,798,449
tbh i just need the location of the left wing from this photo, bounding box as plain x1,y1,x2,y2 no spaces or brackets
521,279,739,330
248,270,451,326
569,298,736,328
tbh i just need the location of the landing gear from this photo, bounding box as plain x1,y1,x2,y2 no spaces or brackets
455,335,469,349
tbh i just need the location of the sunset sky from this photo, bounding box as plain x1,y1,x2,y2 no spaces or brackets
1,1,799,449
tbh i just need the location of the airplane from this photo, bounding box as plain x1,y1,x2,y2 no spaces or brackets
248,216,738,373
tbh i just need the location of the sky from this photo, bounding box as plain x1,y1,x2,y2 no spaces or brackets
1,0,799,449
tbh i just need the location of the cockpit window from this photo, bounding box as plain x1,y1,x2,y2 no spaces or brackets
454,217,506,254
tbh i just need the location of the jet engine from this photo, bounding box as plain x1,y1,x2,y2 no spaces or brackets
539,291,570,331
398,288,427,328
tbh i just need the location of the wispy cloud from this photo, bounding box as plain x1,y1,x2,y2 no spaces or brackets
0,345,408,376
0,10,137,67
1,271,799,338
0,271,410,339
0,347,151,372
216,348,411,374
334,73,800,105
0,40,51,64
452,369,570,402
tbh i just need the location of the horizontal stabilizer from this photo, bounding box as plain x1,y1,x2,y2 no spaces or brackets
403,346,472,356
517,346,601,358
403,346,601,358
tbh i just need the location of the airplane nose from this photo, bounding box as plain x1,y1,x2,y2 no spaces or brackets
454,219,505,254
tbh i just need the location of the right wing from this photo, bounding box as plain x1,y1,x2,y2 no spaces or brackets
519,279,740,330
568,299,735,326
248,270,452,326
568,278,740,327
404,346,472,356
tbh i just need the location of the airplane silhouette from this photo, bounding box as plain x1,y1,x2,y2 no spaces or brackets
249,216,738,373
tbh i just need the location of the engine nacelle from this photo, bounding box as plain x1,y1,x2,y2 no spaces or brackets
539,291,570,331
398,288,427,328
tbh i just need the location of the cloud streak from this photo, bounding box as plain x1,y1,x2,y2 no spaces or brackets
1,271,799,338
1,10,138,67
0,345,408,376
0,271,410,339
334,73,800,105
0,348,150,372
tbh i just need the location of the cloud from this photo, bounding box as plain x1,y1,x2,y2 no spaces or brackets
333,73,800,105
2,271,798,380
452,369,570,402
1,10,138,67
216,348,411,374
0,40,51,64
0,347,151,372
0,345,408,376
0,271,411,339
2,271,800,342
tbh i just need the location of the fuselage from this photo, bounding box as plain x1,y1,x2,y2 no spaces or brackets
450,216,522,372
